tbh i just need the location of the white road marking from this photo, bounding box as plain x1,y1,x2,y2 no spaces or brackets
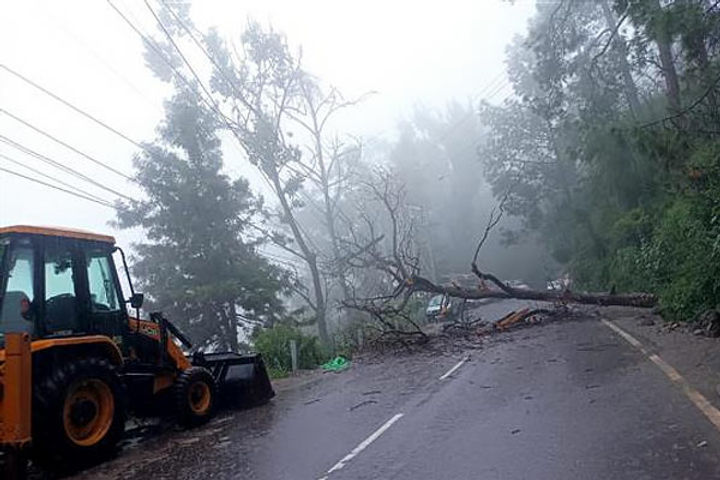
601,318,720,431
318,413,404,480
439,355,469,380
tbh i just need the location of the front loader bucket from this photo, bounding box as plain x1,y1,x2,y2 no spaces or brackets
192,352,274,407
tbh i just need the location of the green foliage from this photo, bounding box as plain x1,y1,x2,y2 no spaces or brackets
115,89,288,350
481,0,720,322
253,324,325,377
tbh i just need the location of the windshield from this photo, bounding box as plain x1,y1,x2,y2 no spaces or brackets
429,295,443,306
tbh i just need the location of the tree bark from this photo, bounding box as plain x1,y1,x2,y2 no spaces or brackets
653,0,682,113
268,164,329,345
601,0,641,115
410,275,657,308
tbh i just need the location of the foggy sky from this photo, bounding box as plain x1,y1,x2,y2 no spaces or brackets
0,0,534,251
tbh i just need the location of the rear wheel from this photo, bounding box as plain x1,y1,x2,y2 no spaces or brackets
174,367,216,427
32,357,126,470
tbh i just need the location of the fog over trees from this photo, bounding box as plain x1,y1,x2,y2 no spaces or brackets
105,0,720,347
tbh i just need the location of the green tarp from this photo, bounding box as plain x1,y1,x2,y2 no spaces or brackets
322,355,350,372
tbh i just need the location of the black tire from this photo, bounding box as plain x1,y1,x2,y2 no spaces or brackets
174,367,216,427
32,357,126,470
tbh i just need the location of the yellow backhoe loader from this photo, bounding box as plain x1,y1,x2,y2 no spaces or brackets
0,225,274,477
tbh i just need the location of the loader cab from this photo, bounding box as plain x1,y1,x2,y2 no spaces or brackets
0,226,130,346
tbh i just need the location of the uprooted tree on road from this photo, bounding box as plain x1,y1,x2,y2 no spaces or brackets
340,169,657,340
339,168,429,342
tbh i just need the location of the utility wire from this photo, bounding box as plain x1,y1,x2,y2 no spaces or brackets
0,163,115,209
107,0,230,131
0,153,111,204
139,0,260,188
160,0,244,103
0,64,147,153
0,108,134,181
106,0,248,163
142,1,247,145
485,79,512,101
0,135,134,201
37,5,163,115
477,71,507,99
144,0,219,110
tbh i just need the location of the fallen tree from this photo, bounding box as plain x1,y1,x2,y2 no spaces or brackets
338,170,656,342
408,272,657,308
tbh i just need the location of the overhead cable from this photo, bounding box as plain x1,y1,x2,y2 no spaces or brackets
0,163,115,209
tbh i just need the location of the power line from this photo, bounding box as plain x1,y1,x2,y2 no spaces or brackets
36,4,164,115
107,0,226,128
0,108,134,181
0,153,111,204
160,0,244,104
138,0,257,185
477,71,507,99
106,0,248,166
485,80,512,101
0,64,147,152
142,1,247,145
0,135,134,201
144,0,219,109
0,163,115,209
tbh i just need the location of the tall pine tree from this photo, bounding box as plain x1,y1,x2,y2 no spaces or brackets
116,89,287,351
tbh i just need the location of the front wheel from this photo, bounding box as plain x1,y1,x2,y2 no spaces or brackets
174,367,216,427
32,357,126,470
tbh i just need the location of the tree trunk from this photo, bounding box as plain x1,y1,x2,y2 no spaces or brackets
410,275,657,308
268,165,329,345
601,0,641,115
220,305,239,352
307,252,329,343
653,0,682,113
678,0,716,118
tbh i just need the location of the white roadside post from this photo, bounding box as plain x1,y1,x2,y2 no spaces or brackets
289,339,298,374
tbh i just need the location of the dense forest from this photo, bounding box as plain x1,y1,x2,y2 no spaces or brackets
481,0,720,321
116,0,720,352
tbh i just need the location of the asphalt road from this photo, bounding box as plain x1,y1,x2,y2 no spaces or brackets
75,300,720,480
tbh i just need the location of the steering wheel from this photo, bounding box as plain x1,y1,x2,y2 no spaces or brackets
45,293,75,306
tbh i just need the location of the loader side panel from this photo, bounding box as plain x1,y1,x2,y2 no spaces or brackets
0,333,32,448
126,318,191,371
31,336,123,366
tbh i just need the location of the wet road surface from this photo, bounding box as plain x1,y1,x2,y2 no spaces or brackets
75,300,720,479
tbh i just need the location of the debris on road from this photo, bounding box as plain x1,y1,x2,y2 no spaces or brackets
495,308,531,330
693,310,720,338
349,400,378,411
362,390,382,396
322,356,351,372
697,440,708,448
638,317,656,327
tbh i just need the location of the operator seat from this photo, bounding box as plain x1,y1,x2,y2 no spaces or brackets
0,291,35,334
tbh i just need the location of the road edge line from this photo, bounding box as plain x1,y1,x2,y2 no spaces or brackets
318,413,404,479
439,356,468,380
601,318,720,431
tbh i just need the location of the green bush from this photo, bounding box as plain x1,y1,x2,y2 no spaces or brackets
649,196,720,320
253,324,324,377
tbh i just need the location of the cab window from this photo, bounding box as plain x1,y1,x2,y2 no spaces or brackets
0,242,35,335
86,251,120,312
44,245,78,333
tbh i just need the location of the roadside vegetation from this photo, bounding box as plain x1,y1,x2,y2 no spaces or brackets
114,0,720,362
480,1,720,321
253,325,324,378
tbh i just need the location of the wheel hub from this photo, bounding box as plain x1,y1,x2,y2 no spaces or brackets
69,398,98,427
63,378,115,446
